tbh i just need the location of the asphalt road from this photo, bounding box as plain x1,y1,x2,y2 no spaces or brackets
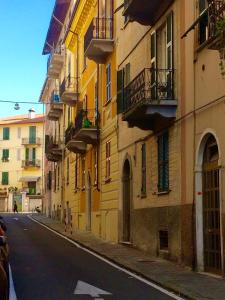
4,214,183,300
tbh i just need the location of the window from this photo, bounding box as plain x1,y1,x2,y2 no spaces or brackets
25,148,36,161
106,64,111,102
66,157,69,185
117,70,124,114
106,141,111,181
57,165,60,190
198,0,208,45
141,144,146,196
28,182,36,195
17,149,21,161
159,230,169,251
94,148,98,186
47,171,52,190
29,126,36,144
158,132,169,192
3,127,9,140
2,149,9,162
81,156,85,189
2,172,8,185
75,157,78,190
17,128,21,139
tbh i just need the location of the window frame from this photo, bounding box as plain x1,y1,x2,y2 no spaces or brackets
105,141,111,182
106,63,112,103
3,127,10,140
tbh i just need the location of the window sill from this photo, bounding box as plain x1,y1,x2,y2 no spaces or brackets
153,190,171,196
105,177,111,184
141,192,147,199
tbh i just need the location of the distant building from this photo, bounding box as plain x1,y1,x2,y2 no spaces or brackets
0,110,44,212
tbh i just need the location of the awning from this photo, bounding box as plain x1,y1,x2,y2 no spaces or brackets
19,176,40,182
181,8,208,39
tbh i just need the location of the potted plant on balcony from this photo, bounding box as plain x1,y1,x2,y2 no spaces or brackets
215,17,225,77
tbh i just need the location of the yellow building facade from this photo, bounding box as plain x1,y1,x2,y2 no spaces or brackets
0,110,44,212
41,0,118,242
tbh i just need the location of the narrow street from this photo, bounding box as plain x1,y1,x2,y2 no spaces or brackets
5,214,182,300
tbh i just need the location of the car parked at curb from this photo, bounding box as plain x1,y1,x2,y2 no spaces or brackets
0,216,9,300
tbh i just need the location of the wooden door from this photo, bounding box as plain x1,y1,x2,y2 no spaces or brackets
203,136,221,274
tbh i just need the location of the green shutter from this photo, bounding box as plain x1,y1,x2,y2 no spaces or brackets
25,148,29,160
3,128,9,140
117,70,124,114
32,148,36,160
158,132,169,192
29,126,36,144
2,172,8,185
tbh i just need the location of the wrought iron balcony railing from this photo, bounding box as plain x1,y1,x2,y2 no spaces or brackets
65,123,75,145
123,68,175,113
22,137,41,145
74,109,98,136
22,160,41,168
84,18,113,53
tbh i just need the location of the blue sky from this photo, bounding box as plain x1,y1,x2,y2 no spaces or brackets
0,0,55,117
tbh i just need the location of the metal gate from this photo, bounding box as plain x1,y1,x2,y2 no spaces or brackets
13,193,22,212
203,139,221,274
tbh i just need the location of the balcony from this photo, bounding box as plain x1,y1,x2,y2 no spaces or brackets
22,137,41,145
123,0,174,26
84,18,114,63
47,46,64,79
122,68,177,131
1,157,9,162
22,160,41,168
47,91,63,121
45,135,63,162
60,75,79,106
207,0,225,50
65,124,86,154
72,109,98,144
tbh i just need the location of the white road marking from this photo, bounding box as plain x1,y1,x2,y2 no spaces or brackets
9,264,17,300
29,216,185,300
13,218,19,221
74,280,112,297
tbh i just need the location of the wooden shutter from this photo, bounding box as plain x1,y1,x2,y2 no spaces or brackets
2,172,8,185
3,128,9,140
29,126,36,144
32,148,36,160
117,70,124,114
166,12,173,70
106,64,111,102
25,148,29,160
158,132,169,192
141,144,146,195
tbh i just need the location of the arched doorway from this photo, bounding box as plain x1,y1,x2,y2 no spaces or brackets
86,172,92,231
202,135,221,274
122,159,131,242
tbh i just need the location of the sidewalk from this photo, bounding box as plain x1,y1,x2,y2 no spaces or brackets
31,214,225,300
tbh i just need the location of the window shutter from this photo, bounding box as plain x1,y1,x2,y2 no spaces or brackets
2,172,8,185
141,143,146,195
3,128,9,140
25,148,29,160
32,148,36,160
117,70,124,114
29,126,36,144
